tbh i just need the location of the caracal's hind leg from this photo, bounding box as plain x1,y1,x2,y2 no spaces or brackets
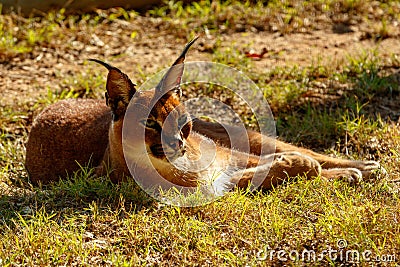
232,152,371,190
192,119,385,180
274,140,385,180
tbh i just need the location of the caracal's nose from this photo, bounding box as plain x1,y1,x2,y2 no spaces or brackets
162,132,184,149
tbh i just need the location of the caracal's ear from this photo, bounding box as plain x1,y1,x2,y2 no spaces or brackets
89,59,136,121
155,36,198,98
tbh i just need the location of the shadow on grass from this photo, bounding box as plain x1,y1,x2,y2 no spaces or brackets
0,166,155,227
274,65,400,153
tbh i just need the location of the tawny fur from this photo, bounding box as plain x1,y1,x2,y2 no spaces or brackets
25,99,110,184
25,39,383,189
25,97,381,188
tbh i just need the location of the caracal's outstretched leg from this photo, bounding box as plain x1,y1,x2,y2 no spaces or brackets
193,119,384,181
232,152,367,190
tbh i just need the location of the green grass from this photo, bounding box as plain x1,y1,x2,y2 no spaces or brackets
0,176,398,265
1,0,399,60
0,7,137,61
1,1,400,266
146,0,400,37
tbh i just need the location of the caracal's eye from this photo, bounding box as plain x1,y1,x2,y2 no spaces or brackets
141,119,160,130
178,114,188,128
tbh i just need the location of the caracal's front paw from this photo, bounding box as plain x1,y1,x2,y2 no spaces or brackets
322,168,363,185
274,152,322,178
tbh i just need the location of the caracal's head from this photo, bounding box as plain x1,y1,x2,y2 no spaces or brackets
90,37,198,167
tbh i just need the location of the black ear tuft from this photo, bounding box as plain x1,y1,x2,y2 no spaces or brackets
89,58,114,70
90,59,136,120
171,36,199,67
155,36,198,97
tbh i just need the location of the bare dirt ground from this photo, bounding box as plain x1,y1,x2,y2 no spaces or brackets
237,31,400,68
1,11,399,167
1,16,399,111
